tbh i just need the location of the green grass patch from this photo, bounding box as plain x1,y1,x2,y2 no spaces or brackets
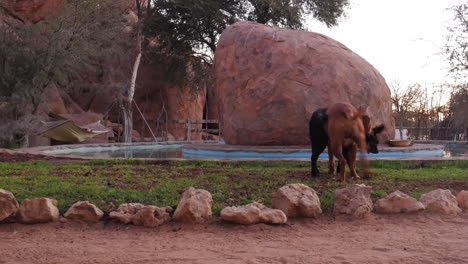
0,159,467,215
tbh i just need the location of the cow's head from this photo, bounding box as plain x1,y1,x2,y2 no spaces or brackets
366,125,385,153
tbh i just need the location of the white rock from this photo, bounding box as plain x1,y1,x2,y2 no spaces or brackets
64,201,104,222
271,184,321,218
420,189,462,215
374,191,425,214
0,189,19,222
456,190,468,211
334,184,373,218
16,198,60,224
221,202,287,225
173,187,213,224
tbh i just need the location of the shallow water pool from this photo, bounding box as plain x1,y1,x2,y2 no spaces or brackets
42,142,467,159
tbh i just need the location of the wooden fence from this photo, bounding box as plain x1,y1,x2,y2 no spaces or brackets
163,119,220,141
402,127,466,141
132,119,221,142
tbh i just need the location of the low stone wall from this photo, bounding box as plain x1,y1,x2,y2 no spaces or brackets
1,185,467,227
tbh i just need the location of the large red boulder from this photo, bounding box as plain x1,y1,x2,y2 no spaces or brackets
214,22,394,145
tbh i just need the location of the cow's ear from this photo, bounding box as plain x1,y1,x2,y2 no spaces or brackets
373,124,385,135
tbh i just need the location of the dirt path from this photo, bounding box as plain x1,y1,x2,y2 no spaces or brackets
1,213,468,264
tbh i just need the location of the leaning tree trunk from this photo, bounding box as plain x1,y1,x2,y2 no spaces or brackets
123,50,141,143
123,102,133,143
123,4,143,143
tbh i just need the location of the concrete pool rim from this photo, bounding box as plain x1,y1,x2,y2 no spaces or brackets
20,140,468,161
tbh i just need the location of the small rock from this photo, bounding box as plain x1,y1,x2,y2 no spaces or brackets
16,198,60,224
420,189,461,215
64,201,104,222
0,189,19,222
164,206,174,213
109,203,171,227
173,187,213,224
271,184,321,218
221,203,262,225
109,203,145,224
257,203,288,224
131,206,171,228
334,184,373,218
221,202,287,225
374,191,425,214
456,190,468,211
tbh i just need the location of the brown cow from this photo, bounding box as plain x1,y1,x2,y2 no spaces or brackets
326,102,371,182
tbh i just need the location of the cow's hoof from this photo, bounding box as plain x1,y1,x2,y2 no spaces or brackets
311,170,321,177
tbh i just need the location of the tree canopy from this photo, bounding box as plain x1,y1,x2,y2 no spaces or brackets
0,0,128,146
445,3,468,78
0,0,127,115
146,0,349,57
143,0,349,90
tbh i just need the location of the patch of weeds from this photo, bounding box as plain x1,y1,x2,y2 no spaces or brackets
409,187,434,200
319,191,335,212
371,189,388,201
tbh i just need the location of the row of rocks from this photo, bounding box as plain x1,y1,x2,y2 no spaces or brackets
1,185,468,226
334,185,467,218
0,187,213,227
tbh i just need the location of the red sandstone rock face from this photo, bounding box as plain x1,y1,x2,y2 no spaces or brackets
130,64,206,140
5,0,206,142
214,22,394,145
11,0,62,23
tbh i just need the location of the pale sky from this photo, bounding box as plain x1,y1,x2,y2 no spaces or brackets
308,0,464,94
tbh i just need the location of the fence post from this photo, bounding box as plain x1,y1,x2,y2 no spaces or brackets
186,120,191,141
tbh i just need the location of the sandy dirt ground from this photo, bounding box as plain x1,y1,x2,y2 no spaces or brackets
1,213,468,264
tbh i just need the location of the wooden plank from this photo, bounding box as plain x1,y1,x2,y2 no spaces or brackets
186,120,191,141
159,120,219,124
191,129,219,133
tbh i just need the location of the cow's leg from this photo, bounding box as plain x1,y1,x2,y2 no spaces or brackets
348,144,360,179
337,146,350,175
328,142,335,175
331,144,346,181
354,134,370,179
311,142,327,177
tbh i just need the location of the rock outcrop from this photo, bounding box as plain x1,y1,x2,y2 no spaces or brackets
173,187,213,224
334,184,373,218
9,0,62,23
271,184,321,218
220,202,287,225
420,189,462,215
16,198,60,224
64,201,104,222
0,189,19,222
214,21,394,145
374,191,425,214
